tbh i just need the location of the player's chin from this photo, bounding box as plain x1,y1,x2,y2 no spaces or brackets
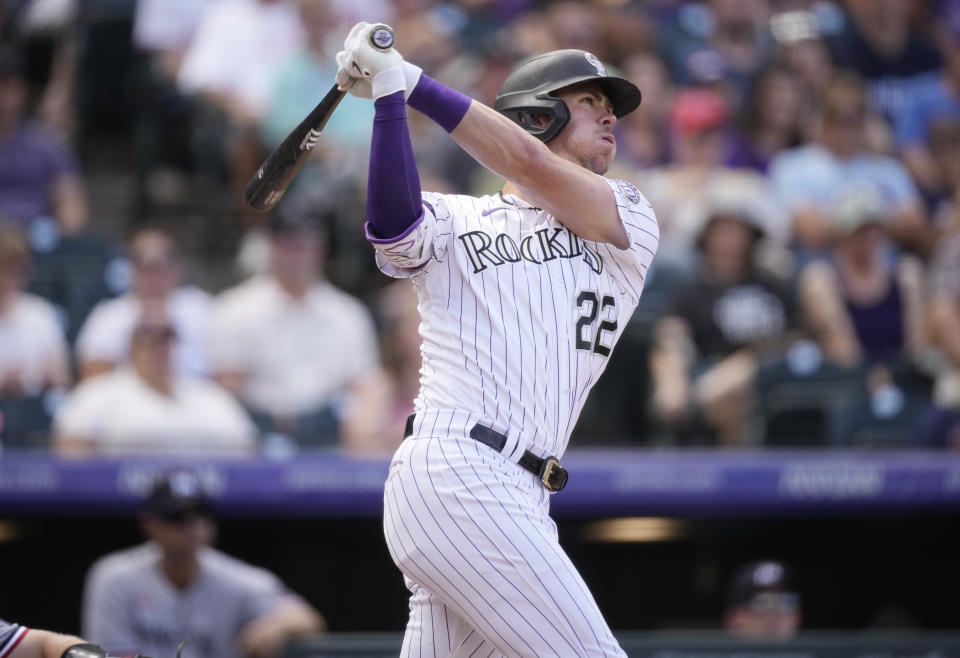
587,151,615,175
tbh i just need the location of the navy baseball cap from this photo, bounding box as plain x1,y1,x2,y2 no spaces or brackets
143,471,213,520
727,560,795,608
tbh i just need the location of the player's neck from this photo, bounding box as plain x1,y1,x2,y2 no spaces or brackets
499,182,538,209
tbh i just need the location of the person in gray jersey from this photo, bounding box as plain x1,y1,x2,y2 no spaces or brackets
82,471,324,658
335,22,658,657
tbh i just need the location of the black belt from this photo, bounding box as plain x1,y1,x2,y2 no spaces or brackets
403,414,568,492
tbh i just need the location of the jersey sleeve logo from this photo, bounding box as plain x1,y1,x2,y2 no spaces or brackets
615,179,641,204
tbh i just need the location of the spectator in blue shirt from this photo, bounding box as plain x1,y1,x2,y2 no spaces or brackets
894,5,960,205
768,70,933,258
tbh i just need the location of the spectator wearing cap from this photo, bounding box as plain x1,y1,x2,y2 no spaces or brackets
82,471,324,658
649,196,798,445
0,221,71,448
51,309,256,456
637,87,788,279
724,560,801,640
209,210,379,449
0,47,88,234
768,71,933,258
74,226,213,381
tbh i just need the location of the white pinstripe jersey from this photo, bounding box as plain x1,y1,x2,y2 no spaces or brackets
375,177,658,460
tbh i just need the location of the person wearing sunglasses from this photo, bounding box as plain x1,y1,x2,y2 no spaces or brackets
81,471,324,658
724,559,802,640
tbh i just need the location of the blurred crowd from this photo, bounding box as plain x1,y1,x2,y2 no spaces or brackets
2,0,960,456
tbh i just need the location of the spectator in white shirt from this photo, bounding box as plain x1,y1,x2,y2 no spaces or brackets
176,0,305,224
0,221,70,448
75,226,212,380
211,210,378,447
53,310,256,457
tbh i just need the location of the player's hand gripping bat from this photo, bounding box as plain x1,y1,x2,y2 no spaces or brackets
243,24,395,212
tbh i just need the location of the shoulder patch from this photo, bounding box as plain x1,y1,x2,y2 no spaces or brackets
615,179,641,204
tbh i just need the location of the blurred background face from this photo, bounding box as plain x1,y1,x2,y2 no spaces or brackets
622,52,672,124
821,84,867,157
676,128,726,167
727,590,801,640
782,38,833,95
143,513,216,562
670,89,730,166
298,0,330,51
702,216,755,274
841,223,884,261
546,1,602,56
759,71,801,133
130,323,175,383
271,229,322,288
131,230,181,299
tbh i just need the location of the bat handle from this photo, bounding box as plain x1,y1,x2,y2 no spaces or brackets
368,24,395,50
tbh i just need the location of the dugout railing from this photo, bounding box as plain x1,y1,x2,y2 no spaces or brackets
284,631,960,657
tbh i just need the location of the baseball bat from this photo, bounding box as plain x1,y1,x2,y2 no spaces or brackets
243,24,395,212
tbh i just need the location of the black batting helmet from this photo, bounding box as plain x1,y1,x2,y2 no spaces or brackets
494,49,642,143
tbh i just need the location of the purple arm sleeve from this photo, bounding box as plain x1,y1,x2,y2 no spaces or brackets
366,91,423,241
407,74,472,134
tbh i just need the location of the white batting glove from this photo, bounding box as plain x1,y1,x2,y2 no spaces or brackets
336,54,423,100
341,23,415,99
336,50,372,99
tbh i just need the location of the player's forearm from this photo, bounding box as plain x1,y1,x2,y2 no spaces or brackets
16,628,93,658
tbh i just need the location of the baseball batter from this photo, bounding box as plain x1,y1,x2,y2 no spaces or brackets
337,23,657,657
